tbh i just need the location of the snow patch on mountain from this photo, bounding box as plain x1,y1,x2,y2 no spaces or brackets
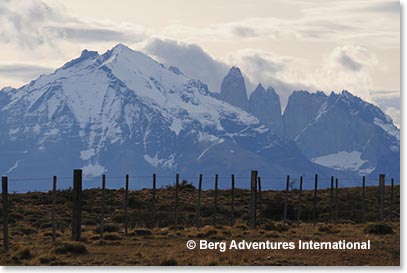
7,160,19,173
311,151,368,172
83,163,107,177
374,117,400,141
80,149,96,160
144,153,176,169
197,138,225,161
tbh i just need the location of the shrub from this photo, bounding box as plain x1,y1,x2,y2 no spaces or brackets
196,225,217,238
263,222,288,232
363,223,393,235
95,224,120,233
161,258,178,266
103,233,122,241
36,255,57,265
132,229,152,236
14,226,37,235
54,242,88,255
12,248,32,261
318,225,339,234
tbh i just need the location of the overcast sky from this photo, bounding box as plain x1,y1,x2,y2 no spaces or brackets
0,0,400,125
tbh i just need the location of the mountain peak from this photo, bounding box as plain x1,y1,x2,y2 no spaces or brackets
219,67,249,111
254,83,265,93
80,49,99,59
249,83,283,135
266,86,277,95
62,49,99,69
111,43,132,52
228,66,243,77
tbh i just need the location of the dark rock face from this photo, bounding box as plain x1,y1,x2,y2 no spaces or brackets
282,90,399,178
282,91,327,139
249,84,284,136
219,67,249,111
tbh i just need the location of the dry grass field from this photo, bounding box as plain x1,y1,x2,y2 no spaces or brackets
0,183,400,266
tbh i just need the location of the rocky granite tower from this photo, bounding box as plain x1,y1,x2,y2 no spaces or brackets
249,84,284,136
219,67,249,111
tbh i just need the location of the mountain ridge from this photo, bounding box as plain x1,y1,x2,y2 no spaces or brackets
0,44,399,190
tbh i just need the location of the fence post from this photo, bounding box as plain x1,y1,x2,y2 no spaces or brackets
196,174,203,228
390,178,394,221
100,175,106,239
2,176,9,251
230,174,235,226
313,174,318,226
283,175,289,224
361,176,366,223
231,174,235,226
174,173,179,228
152,174,156,229
379,174,385,221
124,175,129,237
250,170,258,229
213,174,218,226
72,169,82,241
258,177,264,225
330,176,334,222
335,178,339,223
52,176,57,242
296,176,303,225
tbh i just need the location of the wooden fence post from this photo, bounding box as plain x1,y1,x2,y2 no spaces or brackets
335,178,339,223
330,176,334,222
313,174,318,225
250,170,258,229
152,174,156,229
2,176,9,251
296,176,303,225
213,174,218,226
174,173,179,228
258,177,264,225
379,174,385,221
72,169,82,241
361,176,366,223
231,174,235,226
196,174,203,228
100,175,106,239
52,176,57,242
390,178,394,221
124,175,129,237
283,175,289,224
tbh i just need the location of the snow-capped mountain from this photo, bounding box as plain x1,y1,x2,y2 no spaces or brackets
282,90,400,178
0,44,340,190
0,44,399,190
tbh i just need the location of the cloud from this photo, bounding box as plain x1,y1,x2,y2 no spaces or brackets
364,1,400,14
44,25,146,43
143,38,229,92
385,107,400,128
0,63,53,81
0,0,146,49
227,49,313,107
336,51,362,71
331,45,378,70
231,26,259,38
370,90,400,127
157,1,398,49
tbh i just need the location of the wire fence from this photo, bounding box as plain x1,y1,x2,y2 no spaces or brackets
0,170,400,252
2,172,400,193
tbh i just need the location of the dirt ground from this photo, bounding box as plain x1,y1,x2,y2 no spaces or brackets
0,221,399,266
